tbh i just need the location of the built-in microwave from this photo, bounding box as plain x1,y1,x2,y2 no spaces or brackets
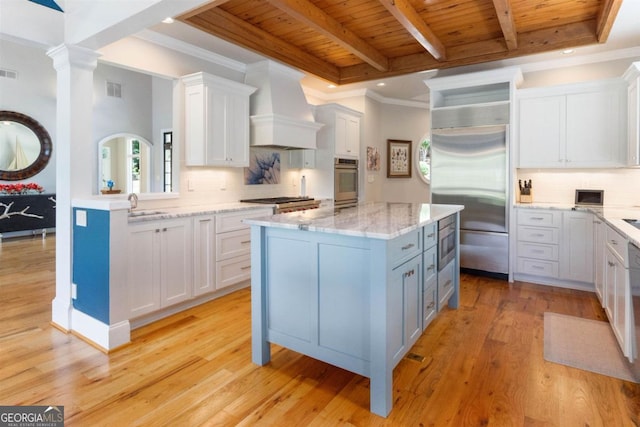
334,158,358,207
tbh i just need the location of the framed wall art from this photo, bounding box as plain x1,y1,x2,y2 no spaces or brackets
387,139,412,178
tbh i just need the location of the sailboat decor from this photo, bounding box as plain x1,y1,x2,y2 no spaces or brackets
0,111,52,181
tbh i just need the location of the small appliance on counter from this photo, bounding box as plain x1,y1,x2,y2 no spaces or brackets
574,189,604,206
518,179,533,203
240,196,320,214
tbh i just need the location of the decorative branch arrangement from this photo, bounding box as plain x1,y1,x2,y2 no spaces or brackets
0,201,44,221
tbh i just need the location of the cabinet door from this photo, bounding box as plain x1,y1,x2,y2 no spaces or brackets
289,149,316,168
518,96,564,167
184,83,207,166
566,89,624,167
628,79,639,166
560,211,594,283
160,219,193,307
335,112,360,158
593,218,605,305
128,223,161,317
613,260,630,357
390,255,422,367
225,92,251,166
605,247,617,322
193,215,216,296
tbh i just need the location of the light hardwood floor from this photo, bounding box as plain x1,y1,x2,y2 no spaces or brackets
1,235,639,426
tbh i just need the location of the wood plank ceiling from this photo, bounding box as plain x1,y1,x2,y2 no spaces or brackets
178,0,623,85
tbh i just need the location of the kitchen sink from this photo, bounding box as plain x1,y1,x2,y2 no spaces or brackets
623,218,640,230
128,210,167,217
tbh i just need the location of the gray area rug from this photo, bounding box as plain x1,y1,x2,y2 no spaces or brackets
544,312,638,383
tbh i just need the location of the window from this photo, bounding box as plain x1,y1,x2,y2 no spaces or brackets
163,131,173,192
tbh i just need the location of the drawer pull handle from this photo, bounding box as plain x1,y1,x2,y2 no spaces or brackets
443,279,452,288
241,240,251,244
241,265,251,270
402,243,415,251
404,269,415,278
610,240,618,245
162,228,167,232
532,265,544,270
530,217,545,220
427,264,435,271
608,261,615,267
532,233,544,237
155,229,160,233
426,302,435,309
426,233,435,238
532,249,544,254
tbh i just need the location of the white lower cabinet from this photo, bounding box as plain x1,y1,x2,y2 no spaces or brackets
193,215,216,296
515,209,593,285
127,218,193,318
215,208,273,290
593,218,606,304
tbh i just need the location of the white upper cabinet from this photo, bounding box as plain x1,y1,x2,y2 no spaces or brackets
624,62,640,166
518,79,627,168
315,103,362,159
182,72,256,167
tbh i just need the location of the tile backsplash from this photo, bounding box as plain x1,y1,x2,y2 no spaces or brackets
517,168,640,206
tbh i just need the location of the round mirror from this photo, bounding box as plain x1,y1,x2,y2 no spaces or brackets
0,111,52,181
415,134,431,184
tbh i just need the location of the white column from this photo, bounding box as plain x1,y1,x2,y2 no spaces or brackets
48,44,100,330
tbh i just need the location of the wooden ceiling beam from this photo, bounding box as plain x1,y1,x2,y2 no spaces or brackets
491,0,518,50
595,0,623,42
267,0,389,72
378,0,446,61
338,20,597,84
181,8,341,83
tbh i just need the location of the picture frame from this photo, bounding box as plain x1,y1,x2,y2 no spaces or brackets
387,139,412,178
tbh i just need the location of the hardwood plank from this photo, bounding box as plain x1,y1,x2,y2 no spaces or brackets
1,236,638,425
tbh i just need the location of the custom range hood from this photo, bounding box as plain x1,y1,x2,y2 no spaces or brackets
245,60,323,150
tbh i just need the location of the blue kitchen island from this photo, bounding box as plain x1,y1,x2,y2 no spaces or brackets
245,202,464,417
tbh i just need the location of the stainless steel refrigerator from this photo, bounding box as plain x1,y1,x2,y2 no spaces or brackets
431,125,509,276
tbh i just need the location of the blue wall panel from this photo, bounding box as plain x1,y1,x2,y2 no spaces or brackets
72,208,110,324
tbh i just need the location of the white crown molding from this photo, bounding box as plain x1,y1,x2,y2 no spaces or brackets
303,86,429,109
510,46,640,73
133,29,247,73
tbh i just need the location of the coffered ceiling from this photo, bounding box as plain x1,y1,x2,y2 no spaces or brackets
177,0,623,86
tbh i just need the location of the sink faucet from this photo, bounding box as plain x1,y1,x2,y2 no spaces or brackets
128,193,138,211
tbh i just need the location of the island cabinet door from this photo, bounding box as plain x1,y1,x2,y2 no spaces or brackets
390,254,422,367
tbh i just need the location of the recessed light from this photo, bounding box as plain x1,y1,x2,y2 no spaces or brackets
562,49,575,55
162,17,174,24
327,84,336,89
376,82,386,87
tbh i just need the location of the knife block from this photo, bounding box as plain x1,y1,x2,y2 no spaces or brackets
519,190,533,203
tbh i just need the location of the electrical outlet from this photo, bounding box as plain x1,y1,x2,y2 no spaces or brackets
72,283,77,299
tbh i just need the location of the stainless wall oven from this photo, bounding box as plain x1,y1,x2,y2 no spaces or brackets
334,158,358,207
438,214,457,271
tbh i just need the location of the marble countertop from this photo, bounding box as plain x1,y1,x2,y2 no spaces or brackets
243,202,464,240
515,202,640,248
124,202,274,222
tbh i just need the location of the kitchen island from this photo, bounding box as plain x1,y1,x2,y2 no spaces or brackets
245,202,464,417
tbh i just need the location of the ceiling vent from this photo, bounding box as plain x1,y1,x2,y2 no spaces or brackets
106,81,122,98
0,68,18,80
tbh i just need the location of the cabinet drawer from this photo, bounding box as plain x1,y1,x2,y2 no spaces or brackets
517,257,559,278
517,225,559,244
216,254,251,290
517,209,561,227
517,241,559,261
423,279,437,330
389,229,422,267
605,225,628,266
423,223,437,249
438,260,455,310
423,245,437,283
216,208,273,233
216,229,251,260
